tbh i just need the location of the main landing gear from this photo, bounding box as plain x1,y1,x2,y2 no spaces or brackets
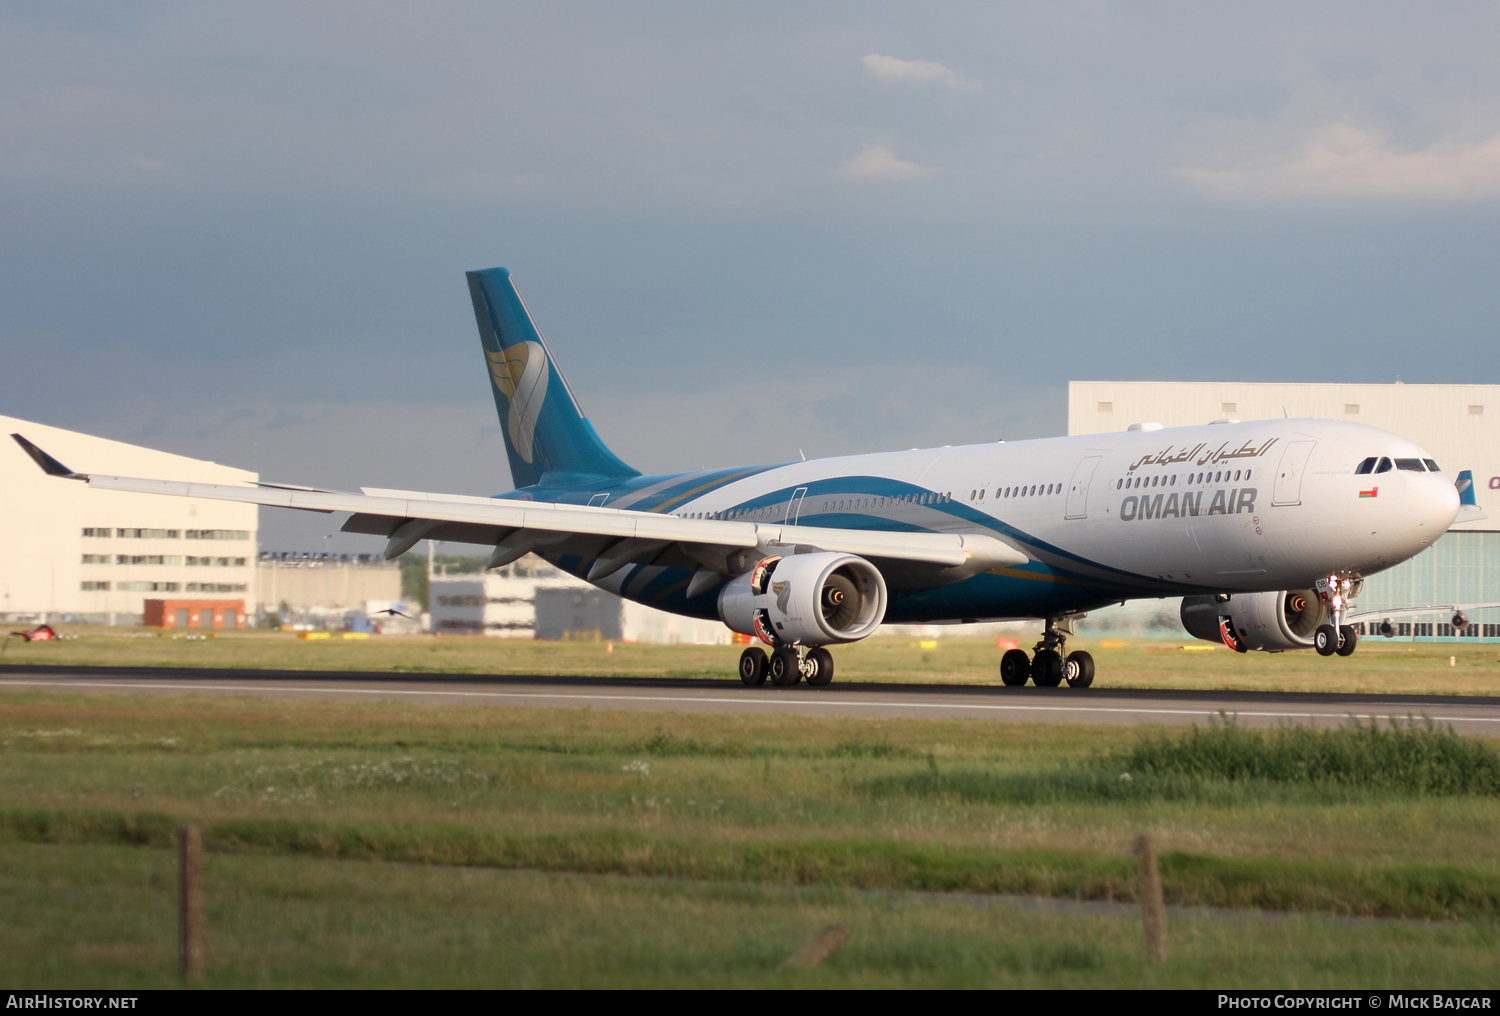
1000,615,1095,689
738,645,834,688
1312,573,1360,658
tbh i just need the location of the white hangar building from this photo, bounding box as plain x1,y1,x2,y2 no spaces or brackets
430,557,735,645
0,414,257,627
1068,382,1500,642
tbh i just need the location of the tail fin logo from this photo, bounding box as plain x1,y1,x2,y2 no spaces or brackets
1456,470,1477,505
486,341,547,464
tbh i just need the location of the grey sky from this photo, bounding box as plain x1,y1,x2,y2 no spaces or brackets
2,1,1498,549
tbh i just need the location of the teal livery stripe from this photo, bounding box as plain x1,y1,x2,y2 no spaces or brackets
709,475,1186,598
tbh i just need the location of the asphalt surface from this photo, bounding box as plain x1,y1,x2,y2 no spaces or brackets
3,664,1500,733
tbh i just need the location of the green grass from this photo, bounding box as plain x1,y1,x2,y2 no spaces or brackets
870,717,1500,807
1113,716,1500,795
4,840,1498,988
5,627,1500,696
3,689,1500,985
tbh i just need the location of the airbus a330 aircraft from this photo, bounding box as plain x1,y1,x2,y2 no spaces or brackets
13,268,1488,688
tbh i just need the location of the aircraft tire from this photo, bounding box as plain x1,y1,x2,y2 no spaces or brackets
1032,649,1065,687
806,647,835,687
739,647,768,686
1065,650,1095,688
1336,625,1359,657
769,647,802,687
1314,624,1339,657
1000,649,1031,686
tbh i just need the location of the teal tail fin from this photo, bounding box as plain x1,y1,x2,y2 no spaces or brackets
1457,470,1478,506
466,268,639,489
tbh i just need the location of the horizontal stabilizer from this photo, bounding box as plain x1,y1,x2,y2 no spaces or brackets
1452,503,1489,527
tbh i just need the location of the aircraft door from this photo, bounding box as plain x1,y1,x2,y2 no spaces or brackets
1065,456,1103,519
785,487,807,525
1272,441,1316,506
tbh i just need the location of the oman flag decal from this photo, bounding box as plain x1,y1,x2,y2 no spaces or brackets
1359,487,1379,498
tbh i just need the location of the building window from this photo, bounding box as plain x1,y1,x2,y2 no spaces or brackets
80,581,111,591
186,556,248,567
1221,402,1237,414
185,582,248,593
186,530,250,541
114,555,181,566
115,528,180,539
1344,404,1360,414
81,554,110,564
115,581,182,592
1470,405,1484,415
1096,401,1112,412
81,527,113,538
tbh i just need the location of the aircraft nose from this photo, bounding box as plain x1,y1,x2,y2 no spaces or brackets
1424,474,1461,530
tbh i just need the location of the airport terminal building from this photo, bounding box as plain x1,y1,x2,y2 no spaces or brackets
1068,382,1500,642
0,414,258,627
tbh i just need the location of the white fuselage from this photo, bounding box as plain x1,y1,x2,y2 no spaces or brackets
648,418,1458,603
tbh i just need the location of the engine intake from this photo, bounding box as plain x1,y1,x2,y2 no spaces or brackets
718,551,887,646
1181,589,1328,652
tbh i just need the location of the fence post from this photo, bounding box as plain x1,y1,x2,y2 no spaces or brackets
782,925,850,968
179,824,204,978
1134,833,1168,961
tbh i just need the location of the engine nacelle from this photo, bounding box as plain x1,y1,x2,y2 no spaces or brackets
1180,589,1328,652
718,551,887,646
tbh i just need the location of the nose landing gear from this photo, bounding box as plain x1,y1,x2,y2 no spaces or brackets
1313,574,1361,658
1000,615,1095,688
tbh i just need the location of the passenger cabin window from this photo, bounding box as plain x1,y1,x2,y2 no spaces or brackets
1355,457,1377,474
1394,458,1426,472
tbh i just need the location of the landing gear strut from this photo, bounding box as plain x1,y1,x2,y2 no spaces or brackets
1002,615,1094,688
739,644,833,688
1313,573,1361,658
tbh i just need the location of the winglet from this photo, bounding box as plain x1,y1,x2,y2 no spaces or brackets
1456,470,1479,507
10,434,85,479
1453,470,1487,525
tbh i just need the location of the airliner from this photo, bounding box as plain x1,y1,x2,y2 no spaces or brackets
13,268,1486,688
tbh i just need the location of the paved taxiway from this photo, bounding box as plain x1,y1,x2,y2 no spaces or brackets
3,665,1500,733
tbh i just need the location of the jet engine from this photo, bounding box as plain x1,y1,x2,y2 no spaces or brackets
718,551,887,646
1180,590,1328,652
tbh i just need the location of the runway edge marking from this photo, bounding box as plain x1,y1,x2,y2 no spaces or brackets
3,679,1499,725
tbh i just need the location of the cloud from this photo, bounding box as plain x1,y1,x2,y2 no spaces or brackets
836,142,932,182
861,54,977,90
1180,125,1500,201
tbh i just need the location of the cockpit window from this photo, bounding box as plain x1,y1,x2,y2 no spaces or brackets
1355,457,1377,474
1375,457,1393,473
1424,459,1441,472
1394,458,1425,472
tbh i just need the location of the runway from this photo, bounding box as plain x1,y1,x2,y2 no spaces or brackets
3,664,1500,733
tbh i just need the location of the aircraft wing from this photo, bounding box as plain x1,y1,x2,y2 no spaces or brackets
11,434,1027,593
1346,603,1500,623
